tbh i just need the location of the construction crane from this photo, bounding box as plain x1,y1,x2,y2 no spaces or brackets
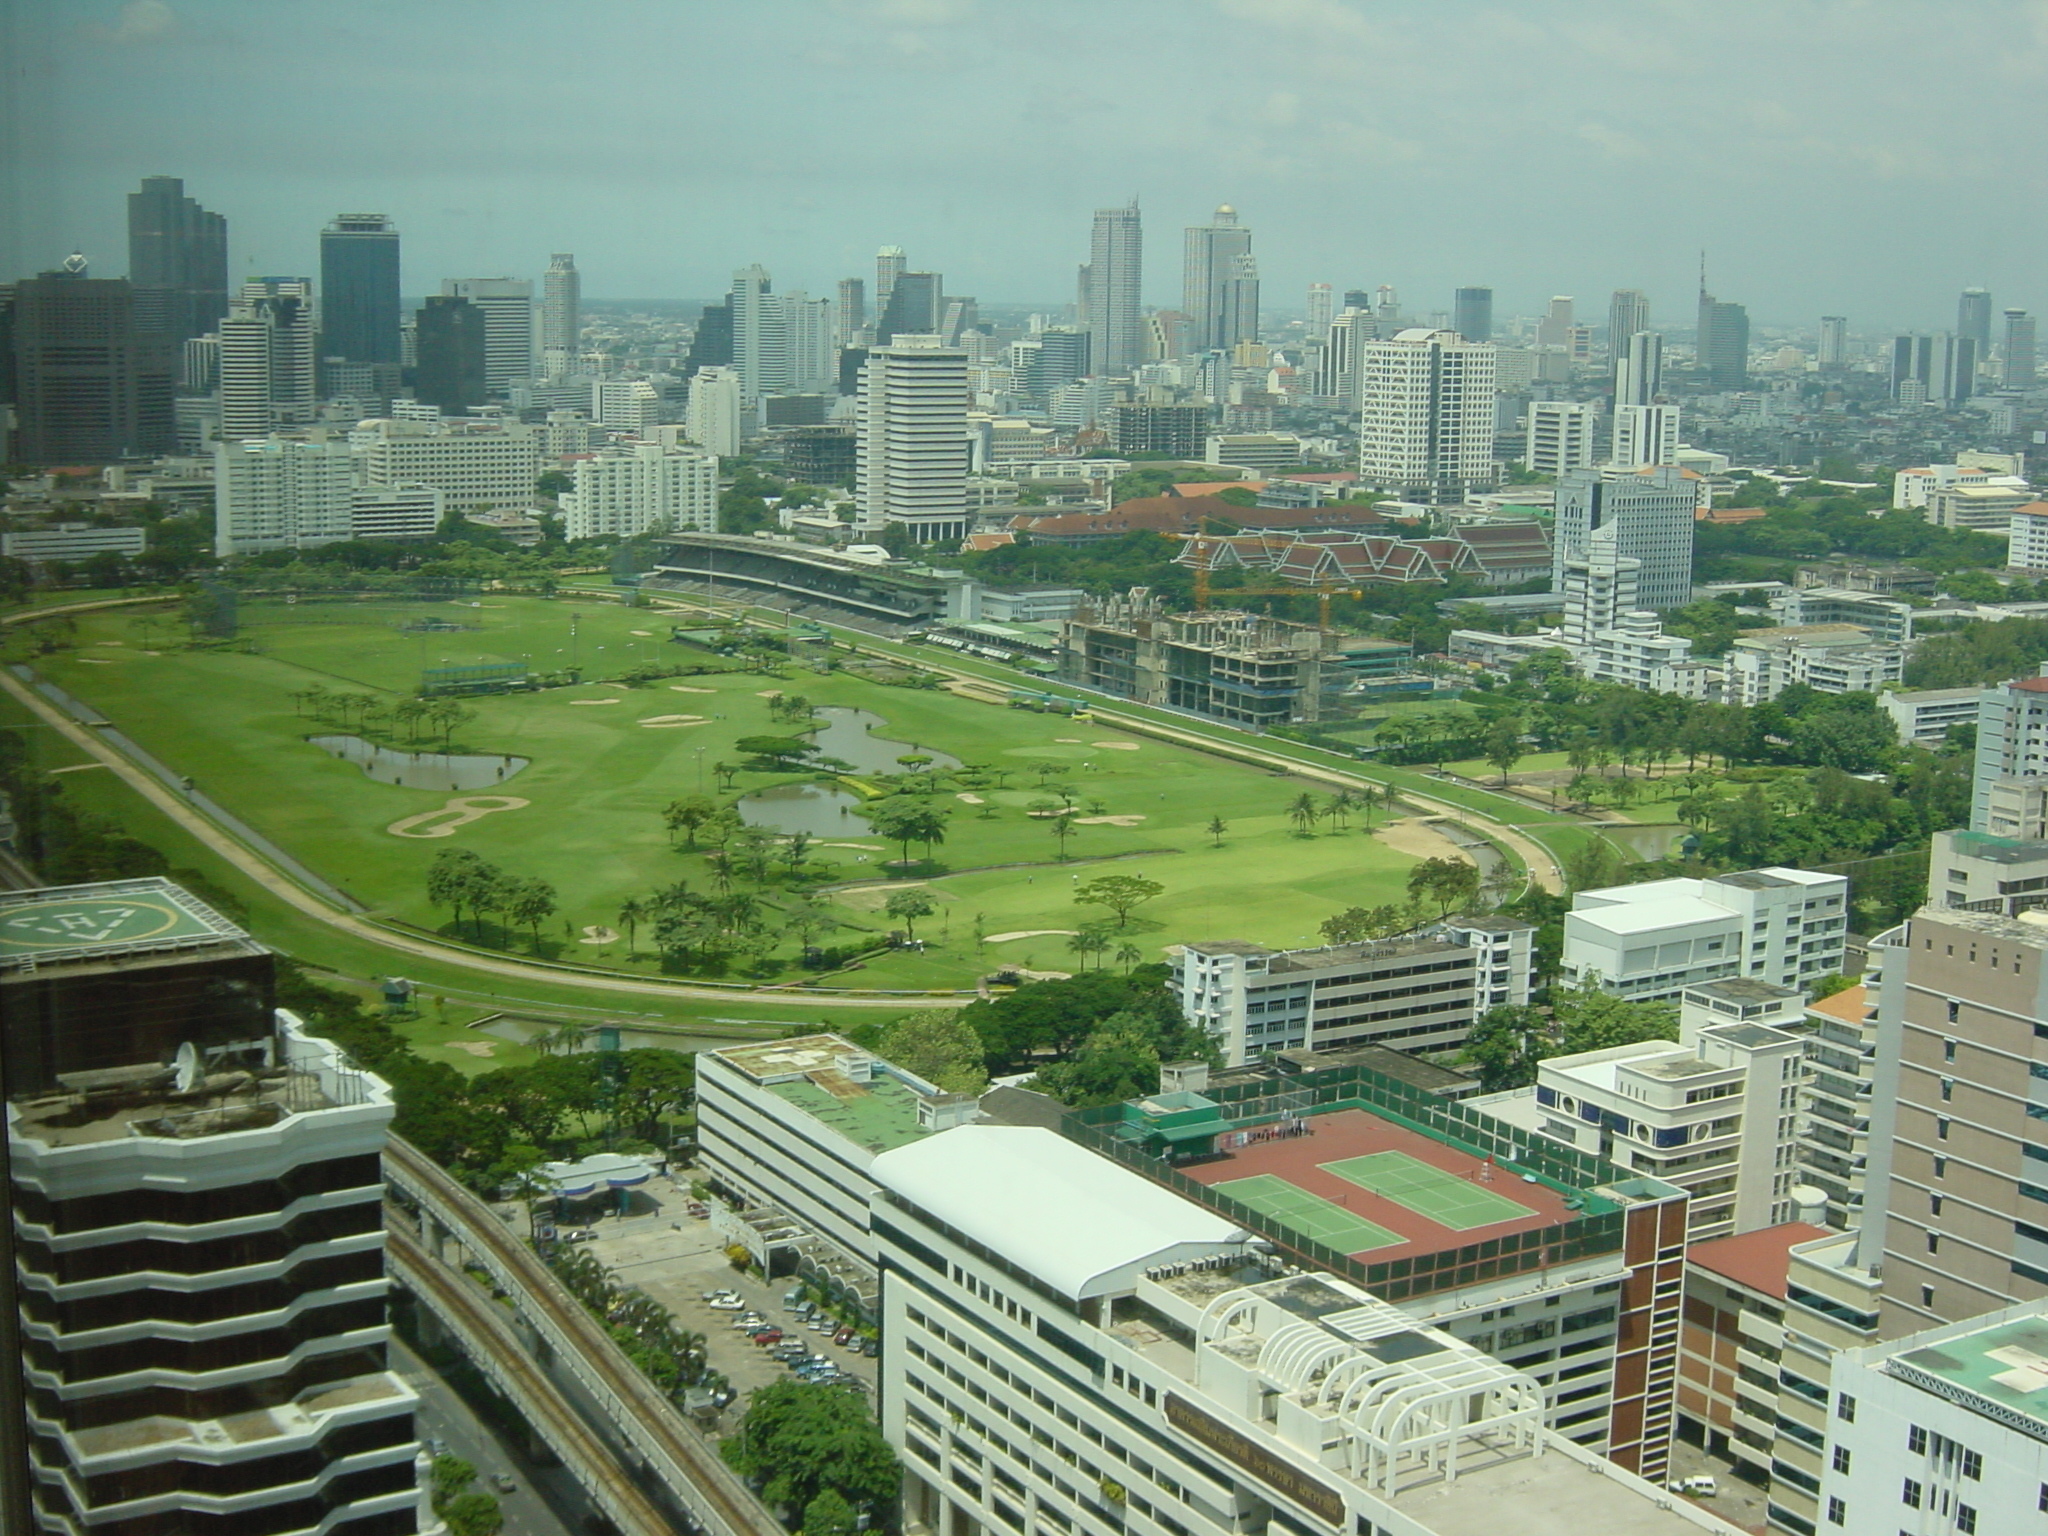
1191,563,1361,631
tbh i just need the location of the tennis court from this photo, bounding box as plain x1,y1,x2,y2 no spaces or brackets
1212,1173,1405,1254
1320,1151,1535,1231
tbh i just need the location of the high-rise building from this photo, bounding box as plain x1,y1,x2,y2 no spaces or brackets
1613,329,1663,406
855,335,969,543
348,415,541,516
875,245,906,317
1535,295,1575,350
1611,402,1680,468
1524,399,1597,477
1305,281,1334,338
874,271,942,345
1316,306,1376,404
836,277,866,345
1968,670,2048,834
438,277,533,393
219,278,316,439
782,292,837,394
1452,285,1492,343
1218,251,1259,352
1182,205,1253,354
729,264,785,405
319,213,401,367
5,264,176,464
685,366,743,457
540,252,580,375
1606,288,1649,355
213,434,358,553
1958,286,1993,359
1552,464,1697,610
2004,308,2037,389
0,878,420,1536
413,294,488,413
1017,326,1089,405
125,175,227,346
1356,328,1497,501
1817,314,1849,368
1696,270,1750,389
1890,331,1976,405
682,299,732,378
557,441,716,541
1083,200,1142,376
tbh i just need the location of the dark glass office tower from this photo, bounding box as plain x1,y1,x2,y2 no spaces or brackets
7,263,177,463
126,176,228,347
413,295,487,411
320,214,402,366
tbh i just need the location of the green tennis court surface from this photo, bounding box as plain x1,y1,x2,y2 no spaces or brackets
1212,1174,1404,1253
1320,1151,1535,1230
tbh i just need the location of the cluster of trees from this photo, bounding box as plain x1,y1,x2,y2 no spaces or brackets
545,1244,718,1398
1907,614,2048,690
290,683,476,750
1692,479,2006,584
1459,984,1683,1093
426,849,560,950
428,1456,502,1536
721,1382,899,1535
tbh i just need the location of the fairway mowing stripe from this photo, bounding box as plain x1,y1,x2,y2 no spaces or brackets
1212,1174,1404,1253
1317,1151,1534,1231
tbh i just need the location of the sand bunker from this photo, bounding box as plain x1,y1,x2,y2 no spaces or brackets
639,714,706,728
388,795,530,839
956,792,985,804
569,698,621,706
78,657,113,664
817,841,883,850
756,689,783,698
630,629,654,637
985,929,1077,943
580,926,619,944
1075,813,1145,826
1054,737,1083,743
1373,816,1475,863
445,1040,498,1057
604,682,630,690
669,684,717,694
1092,741,1141,750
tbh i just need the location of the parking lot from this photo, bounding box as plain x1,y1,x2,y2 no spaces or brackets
514,1176,877,1430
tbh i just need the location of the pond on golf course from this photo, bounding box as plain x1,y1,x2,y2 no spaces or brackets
310,735,529,792
735,707,959,837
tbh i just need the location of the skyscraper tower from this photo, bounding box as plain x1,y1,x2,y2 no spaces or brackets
855,335,970,544
876,247,906,316
1085,200,1143,376
1606,289,1649,354
1305,283,1334,339
6,263,177,463
1958,287,1994,359
438,277,534,394
1218,253,1260,352
414,294,488,412
1552,466,1696,610
1818,315,1849,368
875,271,942,345
319,214,401,367
218,278,316,438
1181,205,1250,355
540,252,581,375
0,877,421,1536
1452,286,1492,343
837,277,867,345
1356,329,1497,501
729,265,787,405
1614,330,1664,406
126,175,227,346
1536,296,1575,349
2005,309,2037,390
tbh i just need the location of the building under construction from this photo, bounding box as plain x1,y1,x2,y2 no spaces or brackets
1057,588,1404,727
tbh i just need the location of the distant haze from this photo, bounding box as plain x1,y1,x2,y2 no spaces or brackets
9,0,2046,333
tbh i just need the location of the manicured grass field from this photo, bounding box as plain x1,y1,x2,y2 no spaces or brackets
19,596,1432,989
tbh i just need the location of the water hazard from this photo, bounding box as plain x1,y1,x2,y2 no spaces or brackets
735,707,957,836
310,735,529,792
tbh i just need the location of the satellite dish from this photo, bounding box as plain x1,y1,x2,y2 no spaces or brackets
173,1041,201,1093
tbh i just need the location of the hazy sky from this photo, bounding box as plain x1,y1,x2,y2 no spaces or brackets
9,0,2048,333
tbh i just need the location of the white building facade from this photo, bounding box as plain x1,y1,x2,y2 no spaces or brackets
348,416,541,515
855,336,971,543
1611,403,1680,469
1525,399,1597,477
685,367,744,457
439,277,534,394
1562,868,1850,1002
557,441,716,541
213,436,356,555
1551,465,1696,611
1357,329,1497,501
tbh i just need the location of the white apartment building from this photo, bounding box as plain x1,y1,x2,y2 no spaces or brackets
693,1034,968,1268
1611,402,1680,468
855,335,971,543
1725,624,1904,706
1817,1299,2048,1536
1202,432,1302,473
685,367,744,457
1170,922,1533,1066
1562,867,1850,1002
1892,458,2026,510
1795,981,1877,1231
869,1124,1741,1536
590,377,662,435
1524,399,1597,477
2010,500,2048,570
1552,464,1696,611
1881,685,1982,746
1926,481,2032,532
349,416,541,515
540,252,579,373
218,279,316,440
557,441,716,541
0,524,148,564
1357,328,1497,501
439,277,534,393
349,483,443,541
1558,537,1712,697
1968,669,2048,833
1481,980,1807,1242
213,435,355,554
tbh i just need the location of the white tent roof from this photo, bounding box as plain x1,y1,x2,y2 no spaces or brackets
540,1152,654,1197
871,1125,1246,1299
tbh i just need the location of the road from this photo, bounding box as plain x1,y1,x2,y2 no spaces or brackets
392,1336,585,1536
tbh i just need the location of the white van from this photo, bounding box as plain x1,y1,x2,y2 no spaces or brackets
1667,1475,1719,1497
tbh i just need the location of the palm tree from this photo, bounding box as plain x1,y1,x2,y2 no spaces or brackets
1066,928,1111,971
1115,941,1144,974
1286,792,1320,837
1048,808,1079,861
1325,790,1352,831
617,896,647,956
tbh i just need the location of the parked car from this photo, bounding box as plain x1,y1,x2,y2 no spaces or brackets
489,1474,517,1494
808,1316,831,1332
1668,1476,1719,1497
862,1338,879,1357
566,1229,598,1243
833,1328,855,1346
751,1329,784,1345
701,1288,740,1302
707,1297,744,1311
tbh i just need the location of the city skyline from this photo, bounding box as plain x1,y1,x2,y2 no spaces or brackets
7,0,2045,331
